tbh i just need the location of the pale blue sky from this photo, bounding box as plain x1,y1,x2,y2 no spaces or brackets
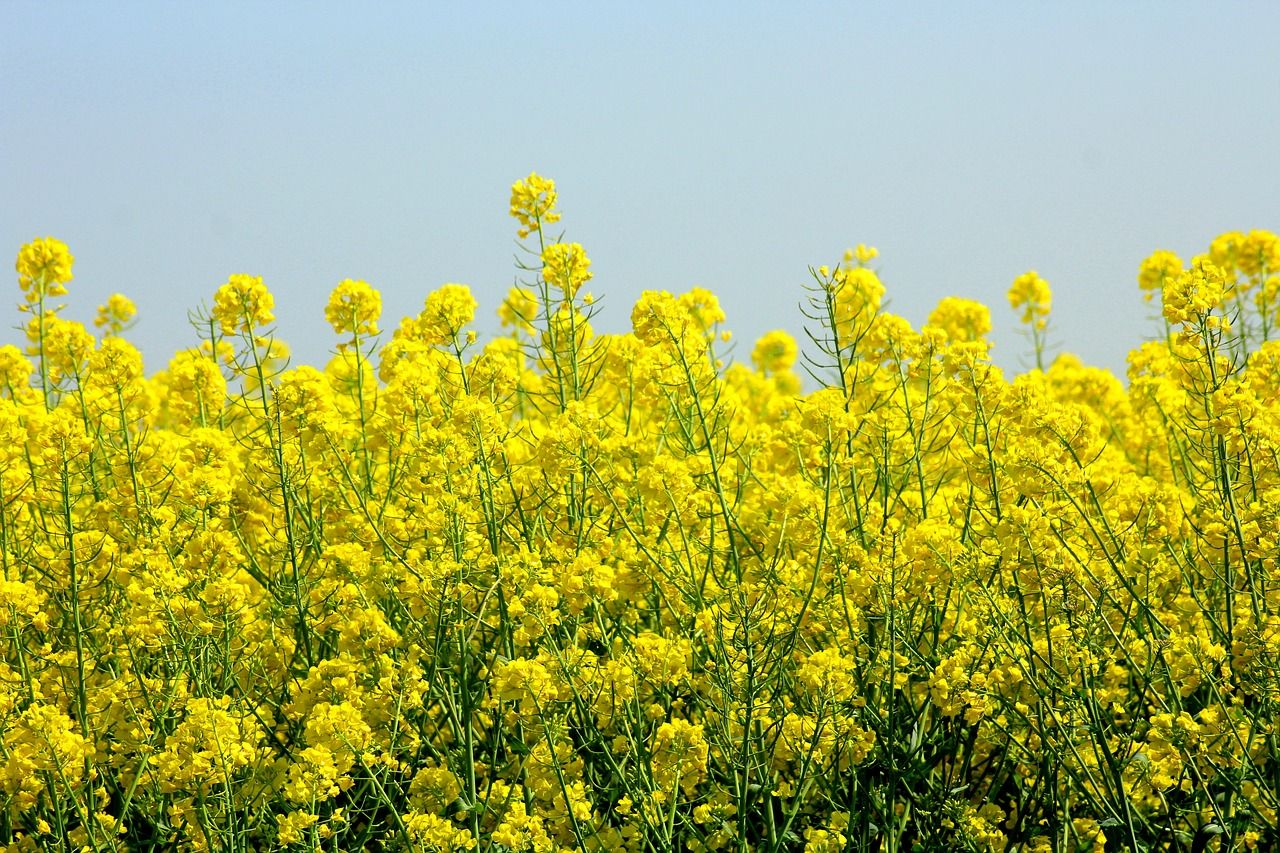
3,2,1277,379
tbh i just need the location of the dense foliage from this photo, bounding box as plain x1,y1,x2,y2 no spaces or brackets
2,178,1279,852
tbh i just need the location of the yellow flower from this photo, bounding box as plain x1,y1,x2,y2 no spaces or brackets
831,266,884,347
16,237,74,301
152,697,266,794
1163,260,1227,326
630,632,691,686
408,763,462,813
492,657,557,713
1208,230,1245,275
211,273,275,335
510,172,562,239
632,289,700,350
499,286,539,333
651,718,708,794
163,349,228,427
751,329,798,374
415,283,477,345
404,811,477,851
797,648,859,703
276,811,320,846
94,293,137,335
679,287,726,332
5,184,1280,851
541,242,593,297
325,278,382,337
1007,270,1052,327
1237,229,1280,277
926,296,991,343
0,578,48,630
2,705,93,810
1138,249,1183,302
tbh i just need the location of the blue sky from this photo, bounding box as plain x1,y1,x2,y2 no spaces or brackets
3,1,1277,378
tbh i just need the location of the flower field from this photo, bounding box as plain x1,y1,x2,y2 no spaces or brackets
2,176,1279,852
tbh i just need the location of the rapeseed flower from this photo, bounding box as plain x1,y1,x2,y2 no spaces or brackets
3,202,1278,852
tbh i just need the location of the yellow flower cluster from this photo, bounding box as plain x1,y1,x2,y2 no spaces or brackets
541,242,592,298
751,329,798,375
2,200,1280,852
510,172,562,239
211,273,275,335
1162,260,1229,328
324,278,382,339
94,293,137,336
1007,270,1052,327
15,236,73,301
